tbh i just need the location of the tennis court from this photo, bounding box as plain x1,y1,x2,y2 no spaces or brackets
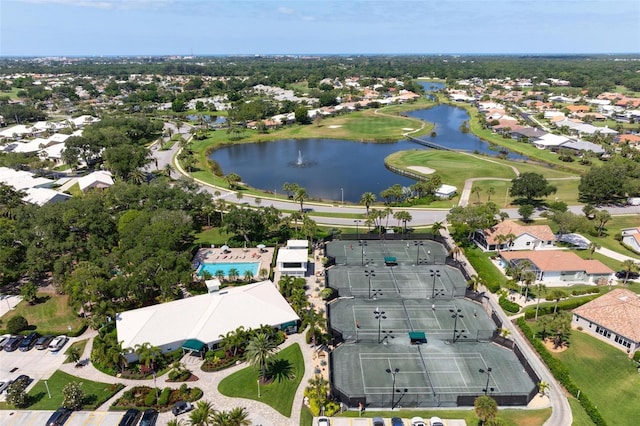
326,264,467,299
329,299,496,344
326,240,448,267
331,341,537,408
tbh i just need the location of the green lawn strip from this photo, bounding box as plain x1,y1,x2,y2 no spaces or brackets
0,293,84,335
217,343,304,417
463,247,507,291
64,339,89,364
569,397,596,426
194,228,235,246
554,331,640,425
300,405,314,426
337,408,551,426
66,182,83,197
26,370,123,410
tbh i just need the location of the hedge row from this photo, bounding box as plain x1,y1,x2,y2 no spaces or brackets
516,318,607,426
523,294,600,319
498,296,520,313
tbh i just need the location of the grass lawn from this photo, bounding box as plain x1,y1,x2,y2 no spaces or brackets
26,370,123,410
337,407,551,426
218,343,304,417
463,246,507,290
194,227,235,246
553,330,640,425
64,339,88,363
568,397,595,426
1,293,84,335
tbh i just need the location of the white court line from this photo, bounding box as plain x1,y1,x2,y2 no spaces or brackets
453,358,467,387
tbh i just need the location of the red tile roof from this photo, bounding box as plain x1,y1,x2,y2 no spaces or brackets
500,250,613,274
482,220,555,244
573,289,640,342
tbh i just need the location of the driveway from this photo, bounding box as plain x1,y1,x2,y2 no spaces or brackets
0,345,69,396
0,410,126,426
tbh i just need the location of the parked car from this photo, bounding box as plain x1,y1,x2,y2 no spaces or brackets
46,407,72,426
0,334,11,350
118,408,141,426
0,379,12,394
429,417,445,426
392,417,405,426
318,416,331,426
373,417,386,426
11,374,32,387
139,408,158,426
49,335,69,352
411,417,427,426
36,334,55,350
3,335,24,352
171,400,193,416
615,270,640,280
19,332,39,351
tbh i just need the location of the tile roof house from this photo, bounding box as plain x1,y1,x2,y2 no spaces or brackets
499,250,614,285
572,289,640,355
474,220,556,252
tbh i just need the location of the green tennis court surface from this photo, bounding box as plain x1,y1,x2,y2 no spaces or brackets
326,240,449,267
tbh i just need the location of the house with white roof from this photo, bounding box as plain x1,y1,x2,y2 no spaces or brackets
533,133,569,149
572,289,640,355
21,187,71,206
116,280,299,361
620,227,640,253
435,184,457,199
276,239,309,277
474,220,555,252
78,170,114,192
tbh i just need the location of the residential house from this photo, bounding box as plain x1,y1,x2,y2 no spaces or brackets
499,251,614,285
474,220,555,252
78,170,114,192
435,184,457,199
572,289,640,355
620,227,640,253
276,239,309,277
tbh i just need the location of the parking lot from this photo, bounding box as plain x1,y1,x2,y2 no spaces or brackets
0,410,126,425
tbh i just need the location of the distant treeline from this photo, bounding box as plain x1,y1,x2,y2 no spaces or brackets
2,55,640,93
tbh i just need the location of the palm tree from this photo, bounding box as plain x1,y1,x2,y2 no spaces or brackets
393,211,412,235
189,400,215,426
360,192,376,216
163,163,175,178
215,270,225,282
289,288,309,315
220,326,247,357
259,268,269,281
306,374,329,406
474,395,498,425
294,186,308,212
243,270,254,283
228,268,239,282
133,342,162,370
167,419,185,426
486,186,496,202
619,259,639,285
537,381,550,396
301,308,326,346
430,221,444,238
224,173,242,190
534,283,547,320
466,274,484,292
504,232,517,251
213,407,251,426
494,234,507,254
471,185,483,202
548,289,567,314
587,242,600,259
522,271,536,301
128,169,146,184
245,332,279,381
594,209,611,237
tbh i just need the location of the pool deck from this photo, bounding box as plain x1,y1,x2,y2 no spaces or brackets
194,246,275,276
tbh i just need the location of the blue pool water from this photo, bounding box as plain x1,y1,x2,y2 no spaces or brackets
197,262,260,277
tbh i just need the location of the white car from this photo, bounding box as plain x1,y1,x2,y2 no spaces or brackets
0,379,12,394
429,417,445,426
48,335,68,352
318,417,331,426
411,417,427,426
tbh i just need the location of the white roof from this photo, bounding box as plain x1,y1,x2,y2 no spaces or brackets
21,187,70,206
12,139,45,153
78,170,114,192
286,239,309,248
277,248,309,263
0,167,54,190
116,280,299,350
535,133,569,146
435,184,457,196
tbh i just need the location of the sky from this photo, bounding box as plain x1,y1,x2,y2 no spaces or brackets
1,0,639,57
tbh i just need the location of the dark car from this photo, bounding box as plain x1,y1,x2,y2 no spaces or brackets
0,334,11,351
36,335,55,350
3,335,24,352
392,417,404,426
139,408,158,426
19,332,39,351
12,374,32,386
171,400,193,416
118,408,141,426
373,417,386,426
46,407,72,426
616,270,640,280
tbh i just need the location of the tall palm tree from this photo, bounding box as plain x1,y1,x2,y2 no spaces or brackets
494,234,507,254
522,271,536,301
221,407,251,426
133,342,162,370
587,242,600,259
228,268,239,282
301,308,326,346
245,332,279,381
474,395,498,425
486,186,496,202
504,232,517,251
294,186,308,212
306,374,329,406
189,400,215,426
163,163,175,178
215,270,225,282
393,210,412,235
471,185,483,202
360,192,376,216
466,274,485,292
534,282,547,320
594,209,611,237
548,289,567,314
243,270,254,282
220,326,247,357
430,221,444,238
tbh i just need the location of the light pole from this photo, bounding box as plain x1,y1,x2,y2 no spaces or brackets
414,241,424,265
450,308,465,343
386,367,399,409
371,288,383,300
359,240,367,266
341,188,344,205
373,307,386,344
427,250,431,264
430,269,441,299
354,219,361,239
479,367,494,395
153,371,159,403
365,269,375,299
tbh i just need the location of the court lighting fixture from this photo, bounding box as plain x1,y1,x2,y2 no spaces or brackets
385,367,406,409
479,367,494,395
450,307,466,343
373,307,386,344
365,269,375,299
430,269,441,299
414,241,424,265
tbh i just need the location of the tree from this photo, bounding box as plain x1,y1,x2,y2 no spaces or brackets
133,342,162,370
243,269,254,282
431,221,444,238
294,186,308,212
360,192,376,215
447,202,500,240
224,173,242,190
228,268,239,282
294,106,311,124
474,395,498,425
67,345,82,364
518,204,535,222
6,315,28,334
578,162,629,204
245,332,279,381
6,378,29,408
467,274,485,292
189,400,215,426
522,271,536,301
619,260,639,285
594,209,611,237
509,173,556,202
20,281,38,305
471,185,483,202
62,382,85,410
301,308,326,346
587,242,600,259
210,407,251,426
548,289,568,314
393,210,412,235
486,186,496,202
534,283,547,321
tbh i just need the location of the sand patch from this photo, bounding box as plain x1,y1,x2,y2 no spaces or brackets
328,125,342,129
402,128,414,131
542,338,568,353
408,166,436,175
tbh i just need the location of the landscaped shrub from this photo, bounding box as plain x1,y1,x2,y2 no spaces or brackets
6,315,28,334
570,288,600,296
157,387,171,406
633,351,640,363
144,389,157,406
523,294,600,319
498,296,520,313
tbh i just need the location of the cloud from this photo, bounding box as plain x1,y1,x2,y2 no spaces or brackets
18,0,114,8
17,0,174,10
278,6,295,15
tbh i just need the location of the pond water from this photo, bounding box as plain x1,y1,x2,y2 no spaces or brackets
209,81,524,202
186,114,227,124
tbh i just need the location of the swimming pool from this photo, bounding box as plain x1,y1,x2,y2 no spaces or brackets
197,262,261,278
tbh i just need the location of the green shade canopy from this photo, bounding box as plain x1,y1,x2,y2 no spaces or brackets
409,331,427,344
182,338,206,352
